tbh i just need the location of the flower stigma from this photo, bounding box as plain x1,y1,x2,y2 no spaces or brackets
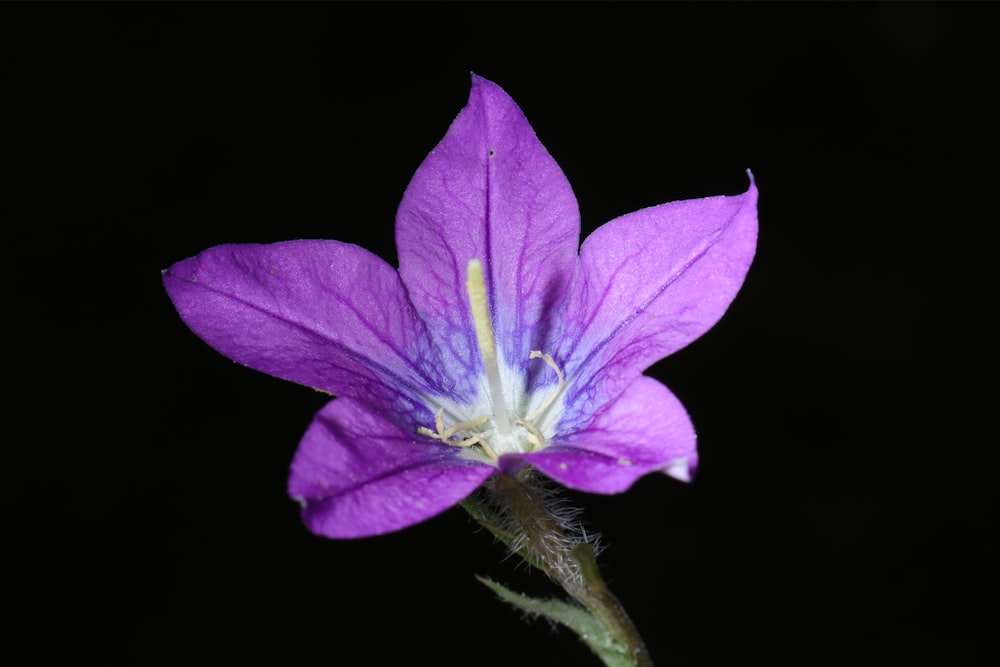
417,259,566,464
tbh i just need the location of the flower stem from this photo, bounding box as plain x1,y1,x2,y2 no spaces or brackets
483,471,654,667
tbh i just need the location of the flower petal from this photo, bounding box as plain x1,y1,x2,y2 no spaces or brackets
163,240,452,412
288,398,495,538
559,176,758,425
396,74,580,391
503,376,697,493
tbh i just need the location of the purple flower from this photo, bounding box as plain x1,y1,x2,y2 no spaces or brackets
163,75,757,539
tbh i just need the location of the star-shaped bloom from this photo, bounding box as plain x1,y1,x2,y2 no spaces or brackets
163,75,757,538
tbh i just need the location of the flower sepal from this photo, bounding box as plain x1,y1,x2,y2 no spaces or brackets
476,576,639,667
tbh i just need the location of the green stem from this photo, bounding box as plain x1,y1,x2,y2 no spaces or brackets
486,472,654,667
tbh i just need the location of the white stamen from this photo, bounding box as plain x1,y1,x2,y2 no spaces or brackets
524,351,565,422
466,259,511,434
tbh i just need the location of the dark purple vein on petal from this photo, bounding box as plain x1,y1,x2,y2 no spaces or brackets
171,277,447,402
568,215,734,387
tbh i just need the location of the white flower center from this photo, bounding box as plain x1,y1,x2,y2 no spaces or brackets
417,260,566,464
420,357,566,463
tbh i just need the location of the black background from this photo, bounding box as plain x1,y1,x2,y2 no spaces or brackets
8,3,992,665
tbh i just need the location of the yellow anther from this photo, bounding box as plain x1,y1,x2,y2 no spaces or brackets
478,440,499,461
418,407,491,452
442,415,490,440
516,416,546,450
524,351,565,422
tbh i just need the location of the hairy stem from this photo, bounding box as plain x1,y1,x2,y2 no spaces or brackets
485,471,654,667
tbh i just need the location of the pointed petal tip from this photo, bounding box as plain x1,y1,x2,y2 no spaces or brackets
469,71,494,87
742,169,759,213
467,73,511,104
664,454,698,483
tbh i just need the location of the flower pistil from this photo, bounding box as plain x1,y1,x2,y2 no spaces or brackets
417,260,567,464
